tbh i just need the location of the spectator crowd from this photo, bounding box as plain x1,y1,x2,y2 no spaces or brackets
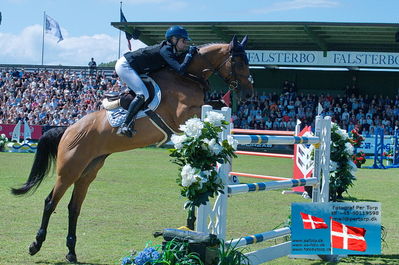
0,68,125,127
1,67,398,136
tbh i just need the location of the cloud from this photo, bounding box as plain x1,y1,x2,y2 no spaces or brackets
251,0,339,14
0,25,146,65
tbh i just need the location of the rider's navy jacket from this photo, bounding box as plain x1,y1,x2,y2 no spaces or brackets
123,41,193,75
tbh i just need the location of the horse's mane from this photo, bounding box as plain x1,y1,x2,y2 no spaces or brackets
198,42,227,48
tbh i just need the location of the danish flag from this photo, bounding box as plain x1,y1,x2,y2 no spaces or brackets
300,212,328,229
331,219,367,252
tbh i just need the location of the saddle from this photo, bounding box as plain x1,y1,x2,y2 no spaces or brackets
103,75,156,111
102,75,176,146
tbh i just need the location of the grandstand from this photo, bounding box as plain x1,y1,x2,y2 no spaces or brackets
1,21,399,139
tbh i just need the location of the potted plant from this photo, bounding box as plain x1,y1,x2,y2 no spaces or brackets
0,133,8,152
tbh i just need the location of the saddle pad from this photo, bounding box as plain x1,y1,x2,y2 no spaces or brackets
105,77,161,127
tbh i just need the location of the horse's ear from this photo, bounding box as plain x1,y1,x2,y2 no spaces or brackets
241,35,248,48
229,35,238,51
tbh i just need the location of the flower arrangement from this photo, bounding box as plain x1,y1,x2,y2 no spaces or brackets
122,246,160,265
383,150,393,159
350,128,365,148
170,111,237,208
349,127,367,168
352,151,367,168
121,241,202,265
120,239,249,265
329,123,358,201
0,133,8,151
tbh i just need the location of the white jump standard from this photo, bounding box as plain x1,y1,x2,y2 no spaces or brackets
197,105,332,265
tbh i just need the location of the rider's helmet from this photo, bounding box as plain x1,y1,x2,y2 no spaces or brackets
165,25,191,41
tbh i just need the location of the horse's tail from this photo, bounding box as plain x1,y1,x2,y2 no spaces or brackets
11,127,68,196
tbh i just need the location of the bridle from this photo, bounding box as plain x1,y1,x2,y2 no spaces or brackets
201,50,253,91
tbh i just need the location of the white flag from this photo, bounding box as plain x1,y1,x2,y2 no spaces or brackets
317,103,323,116
45,14,63,43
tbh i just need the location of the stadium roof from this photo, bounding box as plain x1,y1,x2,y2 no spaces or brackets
111,21,399,53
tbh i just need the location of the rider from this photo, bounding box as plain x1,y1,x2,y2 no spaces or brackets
115,25,198,137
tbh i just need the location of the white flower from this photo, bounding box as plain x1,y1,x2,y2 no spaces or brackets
204,111,225,126
1,134,6,138
171,134,188,149
181,164,200,187
336,128,348,140
179,118,204,138
227,135,238,150
330,160,338,172
348,160,358,174
202,170,212,177
208,138,223,155
0,140,4,145
344,142,354,155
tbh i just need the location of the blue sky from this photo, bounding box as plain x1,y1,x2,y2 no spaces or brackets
1,0,398,65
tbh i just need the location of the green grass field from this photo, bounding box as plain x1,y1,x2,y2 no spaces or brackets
0,148,398,265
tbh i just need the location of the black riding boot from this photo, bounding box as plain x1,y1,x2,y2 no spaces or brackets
116,94,145,137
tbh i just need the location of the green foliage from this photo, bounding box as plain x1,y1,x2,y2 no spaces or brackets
98,60,116,67
218,240,250,265
155,240,203,265
329,124,358,201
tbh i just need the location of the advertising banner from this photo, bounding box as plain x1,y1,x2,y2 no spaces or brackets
0,124,42,140
247,50,399,68
291,202,381,255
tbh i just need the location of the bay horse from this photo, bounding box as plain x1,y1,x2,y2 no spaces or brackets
11,35,253,263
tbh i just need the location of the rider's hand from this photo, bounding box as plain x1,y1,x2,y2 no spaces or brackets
188,46,198,55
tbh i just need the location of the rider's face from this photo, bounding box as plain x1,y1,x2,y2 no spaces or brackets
175,38,189,52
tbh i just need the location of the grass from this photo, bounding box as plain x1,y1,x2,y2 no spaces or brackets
0,148,398,265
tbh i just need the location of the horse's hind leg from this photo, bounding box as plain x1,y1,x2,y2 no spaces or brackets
28,189,54,255
29,179,73,256
65,155,108,263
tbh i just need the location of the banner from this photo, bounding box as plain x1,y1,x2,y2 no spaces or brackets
357,135,393,154
247,50,399,68
0,124,42,140
291,202,381,255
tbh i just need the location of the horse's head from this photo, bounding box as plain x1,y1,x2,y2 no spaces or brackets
195,36,254,98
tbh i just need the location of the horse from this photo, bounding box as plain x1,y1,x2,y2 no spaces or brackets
11,35,253,263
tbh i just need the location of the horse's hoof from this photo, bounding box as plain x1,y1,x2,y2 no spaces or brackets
29,242,40,256
66,253,78,263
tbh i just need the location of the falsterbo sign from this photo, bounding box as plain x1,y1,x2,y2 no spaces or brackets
246,50,399,68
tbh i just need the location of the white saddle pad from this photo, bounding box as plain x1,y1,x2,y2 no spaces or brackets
103,76,161,127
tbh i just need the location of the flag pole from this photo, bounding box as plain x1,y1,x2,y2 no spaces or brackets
118,1,122,59
330,217,333,255
41,11,45,65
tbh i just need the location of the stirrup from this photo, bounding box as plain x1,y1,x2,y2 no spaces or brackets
116,124,136,138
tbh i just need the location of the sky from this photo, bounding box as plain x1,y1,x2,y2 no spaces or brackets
1,0,398,66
